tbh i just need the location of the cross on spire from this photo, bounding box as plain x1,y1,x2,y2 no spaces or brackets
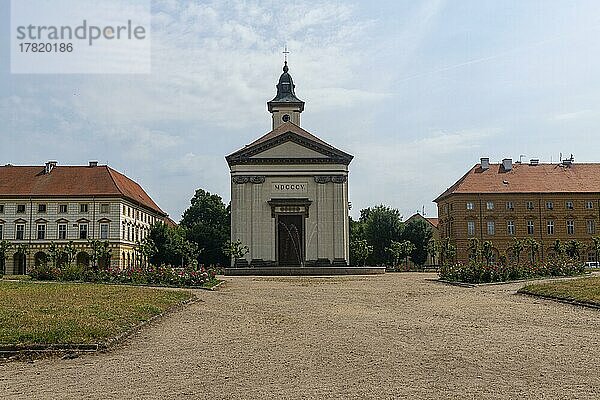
283,45,290,63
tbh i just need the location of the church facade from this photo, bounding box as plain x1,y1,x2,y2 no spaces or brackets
226,62,353,267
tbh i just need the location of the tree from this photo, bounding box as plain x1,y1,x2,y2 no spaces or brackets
64,241,78,265
523,237,539,263
481,241,494,266
402,220,433,266
350,239,373,266
467,238,481,262
223,239,249,266
564,240,584,261
181,189,230,266
88,239,112,270
592,236,600,263
0,240,12,274
438,238,456,265
508,237,524,265
387,240,415,270
139,223,199,267
361,205,404,265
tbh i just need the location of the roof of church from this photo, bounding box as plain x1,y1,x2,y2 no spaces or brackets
0,164,167,215
247,121,335,149
267,62,305,111
434,162,600,202
226,122,353,166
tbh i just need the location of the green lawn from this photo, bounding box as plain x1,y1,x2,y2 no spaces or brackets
0,281,193,345
519,276,600,306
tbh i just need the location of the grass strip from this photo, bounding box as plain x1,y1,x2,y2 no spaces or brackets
518,276,600,306
0,281,193,345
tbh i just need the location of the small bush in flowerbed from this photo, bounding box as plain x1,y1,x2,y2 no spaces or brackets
439,259,585,284
29,263,218,288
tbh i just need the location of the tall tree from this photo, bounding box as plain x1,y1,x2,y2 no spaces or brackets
402,220,433,266
181,189,230,266
361,205,404,265
139,223,199,267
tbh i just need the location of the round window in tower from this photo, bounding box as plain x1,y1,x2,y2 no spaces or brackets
282,114,291,122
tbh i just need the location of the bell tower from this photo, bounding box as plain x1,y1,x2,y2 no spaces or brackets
267,61,305,129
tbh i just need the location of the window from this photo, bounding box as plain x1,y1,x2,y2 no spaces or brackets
17,204,26,214
58,224,67,240
566,201,574,210
100,204,110,214
506,201,514,210
486,201,494,210
122,223,126,240
507,220,515,235
546,201,554,210
526,201,534,210
487,221,495,235
136,210,140,220
567,220,575,235
0,224,3,239
38,204,47,213
135,227,139,242
547,220,555,235
586,201,594,210
37,224,46,240
0,204,4,213
100,223,109,239
527,220,534,235
80,203,89,213
79,223,88,239
127,226,131,241
587,220,596,235
466,202,474,210
16,224,25,240
123,205,126,214
59,204,68,213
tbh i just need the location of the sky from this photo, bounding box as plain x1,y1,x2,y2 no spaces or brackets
2,0,600,221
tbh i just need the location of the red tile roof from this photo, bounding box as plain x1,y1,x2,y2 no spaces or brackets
435,162,600,202
406,213,439,229
0,165,166,215
426,217,439,228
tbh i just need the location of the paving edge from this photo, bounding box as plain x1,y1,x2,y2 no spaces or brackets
516,291,600,310
0,295,199,360
432,273,591,288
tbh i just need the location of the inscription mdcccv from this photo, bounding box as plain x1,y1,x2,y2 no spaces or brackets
272,182,308,193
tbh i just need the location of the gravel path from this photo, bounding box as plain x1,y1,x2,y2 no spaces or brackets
2,273,600,399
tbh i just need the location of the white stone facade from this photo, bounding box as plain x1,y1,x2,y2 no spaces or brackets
230,162,350,266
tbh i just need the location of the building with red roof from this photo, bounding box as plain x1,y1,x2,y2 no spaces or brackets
0,161,170,274
435,157,600,263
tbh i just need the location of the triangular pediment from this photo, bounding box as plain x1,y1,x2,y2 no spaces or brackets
250,140,329,159
226,122,353,166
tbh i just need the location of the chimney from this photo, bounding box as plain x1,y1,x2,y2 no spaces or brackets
45,160,58,174
502,158,513,171
530,159,539,166
480,157,490,170
562,154,574,167
89,161,98,167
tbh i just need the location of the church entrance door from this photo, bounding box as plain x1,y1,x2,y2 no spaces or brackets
277,214,304,266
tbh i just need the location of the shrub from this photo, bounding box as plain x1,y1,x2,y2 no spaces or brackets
439,258,584,284
29,263,59,281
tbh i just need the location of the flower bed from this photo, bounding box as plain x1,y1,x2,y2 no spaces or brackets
29,264,218,288
439,259,585,284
